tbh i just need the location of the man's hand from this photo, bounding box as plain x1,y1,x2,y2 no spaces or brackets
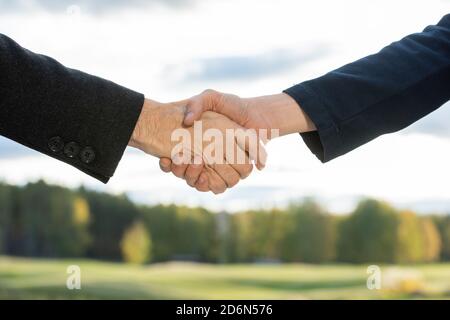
184,89,316,136
159,89,316,189
129,98,257,194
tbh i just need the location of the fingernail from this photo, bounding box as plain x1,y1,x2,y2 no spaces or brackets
198,176,205,184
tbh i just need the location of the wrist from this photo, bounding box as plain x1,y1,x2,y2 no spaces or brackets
129,99,160,155
246,93,315,137
129,99,187,158
278,92,316,134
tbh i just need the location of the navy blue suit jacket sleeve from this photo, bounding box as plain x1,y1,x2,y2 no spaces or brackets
284,14,450,162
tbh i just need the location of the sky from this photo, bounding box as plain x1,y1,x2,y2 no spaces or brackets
0,0,449,214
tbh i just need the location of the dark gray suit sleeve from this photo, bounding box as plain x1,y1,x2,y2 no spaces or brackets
284,14,450,162
0,34,145,183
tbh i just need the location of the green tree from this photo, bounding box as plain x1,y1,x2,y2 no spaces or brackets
0,183,14,253
141,205,178,261
10,181,91,257
173,206,216,261
395,211,425,263
434,215,450,261
337,199,398,263
142,205,216,262
120,221,152,264
281,200,336,263
80,188,139,260
420,217,441,262
228,209,288,262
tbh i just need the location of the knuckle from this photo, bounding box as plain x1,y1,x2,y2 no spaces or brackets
203,88,216,96
203,89,222,104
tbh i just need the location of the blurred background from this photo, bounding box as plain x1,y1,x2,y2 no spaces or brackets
0,0,449,299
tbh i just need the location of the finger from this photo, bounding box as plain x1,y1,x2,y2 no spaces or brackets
224,143,253,179
159,158,172,173
171,163,188,179
184,96,208,126
231,162,253,179
184,89,220,126
194,172,210,192
255,139,268,170
185,156,204,187
235,129,268,170
210,163,240,189
205,166,227,194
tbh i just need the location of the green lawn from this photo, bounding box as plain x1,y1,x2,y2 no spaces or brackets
0,256,449,299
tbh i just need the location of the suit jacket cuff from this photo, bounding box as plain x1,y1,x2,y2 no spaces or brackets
45,84,145,184
283,84,343,162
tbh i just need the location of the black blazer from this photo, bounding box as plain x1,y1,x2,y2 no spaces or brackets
285,14,450,162
0,34,144,183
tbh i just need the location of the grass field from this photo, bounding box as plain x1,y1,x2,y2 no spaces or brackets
0,256,449,299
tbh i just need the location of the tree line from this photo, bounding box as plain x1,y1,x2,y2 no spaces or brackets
0,180,449,264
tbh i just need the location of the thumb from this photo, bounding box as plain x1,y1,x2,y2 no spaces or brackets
183,96,210,126
159,157,172,173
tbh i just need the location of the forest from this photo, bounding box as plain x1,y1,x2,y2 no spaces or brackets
0,180,449,265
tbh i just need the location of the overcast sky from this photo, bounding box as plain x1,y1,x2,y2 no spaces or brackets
0,0,449,213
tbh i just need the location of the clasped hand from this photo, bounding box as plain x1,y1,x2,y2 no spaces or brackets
130,90,315,194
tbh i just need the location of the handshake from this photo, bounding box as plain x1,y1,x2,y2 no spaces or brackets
128,89,316,194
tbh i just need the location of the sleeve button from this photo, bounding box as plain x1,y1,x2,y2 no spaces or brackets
64,142,80,159
48,136,64,153
80,146,95,164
